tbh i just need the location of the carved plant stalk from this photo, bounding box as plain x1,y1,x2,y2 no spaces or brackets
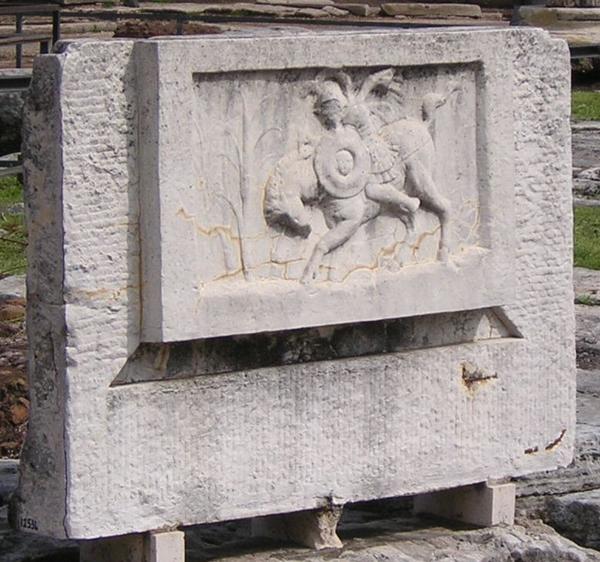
239,91,283,280
196,125,238,274
240,92,256,280
220,88,284,281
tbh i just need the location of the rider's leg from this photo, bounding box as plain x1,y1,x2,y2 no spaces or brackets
365,182,420,215
365,182,420,232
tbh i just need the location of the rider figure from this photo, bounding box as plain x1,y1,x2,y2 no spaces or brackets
342,103,420,227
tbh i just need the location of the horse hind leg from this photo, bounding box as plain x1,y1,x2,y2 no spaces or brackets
301,218,363,283
406,159,451,261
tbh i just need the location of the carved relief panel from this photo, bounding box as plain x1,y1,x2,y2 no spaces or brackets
140,53,514,341
190,66,478,285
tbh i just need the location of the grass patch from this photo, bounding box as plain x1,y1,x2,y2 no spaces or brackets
575,206,600,270
0,213,26,278
572,90,600,121
0,176,26,278
0,176,23,206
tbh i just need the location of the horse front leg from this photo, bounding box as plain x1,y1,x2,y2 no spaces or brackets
406,159,451,261
301,218,363,283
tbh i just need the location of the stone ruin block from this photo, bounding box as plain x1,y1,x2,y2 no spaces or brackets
14,28,574,540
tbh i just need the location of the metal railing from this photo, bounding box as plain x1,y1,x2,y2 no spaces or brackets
0,2,61,68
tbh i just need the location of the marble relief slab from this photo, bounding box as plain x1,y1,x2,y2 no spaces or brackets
17,31,573,540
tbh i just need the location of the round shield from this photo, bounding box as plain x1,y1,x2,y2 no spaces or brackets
313,128,370,199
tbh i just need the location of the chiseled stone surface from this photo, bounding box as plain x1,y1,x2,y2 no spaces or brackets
2,363,597,561
15,28,573,541
514,369,600,504
513,278,600,534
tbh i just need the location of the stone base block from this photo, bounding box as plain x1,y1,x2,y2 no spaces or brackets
414,482,516,527
80,530,185,562
146,530,185,562
251,506,344,550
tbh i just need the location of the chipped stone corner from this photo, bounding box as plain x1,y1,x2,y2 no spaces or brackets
15,53,69,539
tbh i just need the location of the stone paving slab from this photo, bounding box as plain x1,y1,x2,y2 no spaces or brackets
519,5,600,23
541,24,600,48
548,0,600,6
334,3,381,16
0,276,25,300
381,2,482,17
65,1,508,25
575,268,600,304
572,122,600,203
257,0,334,6
548,489,600,550
574,198,600,207
183,516,600,561
576,305,600,367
